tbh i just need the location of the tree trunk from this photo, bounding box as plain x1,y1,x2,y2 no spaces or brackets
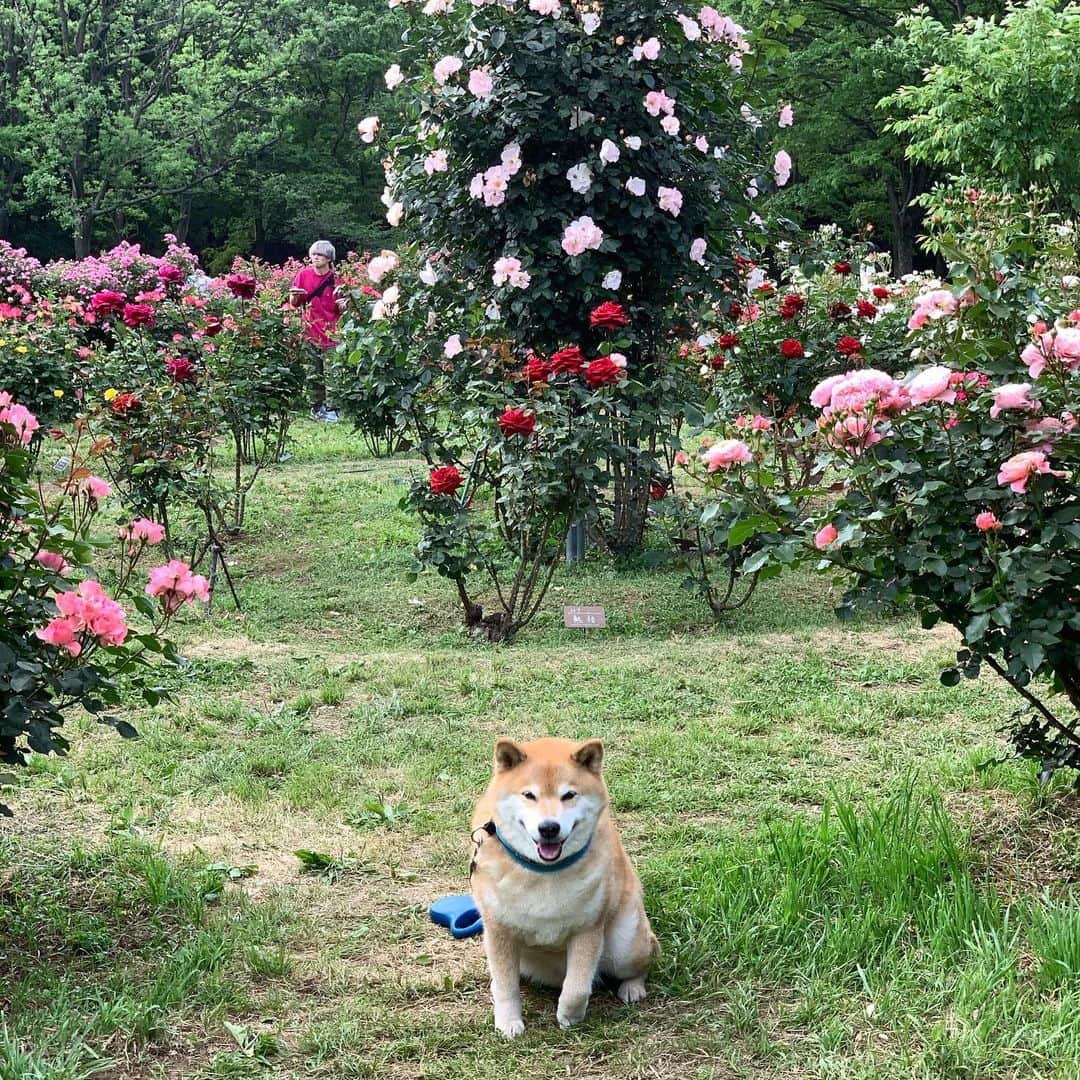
176,194,192,243
74,214,93,259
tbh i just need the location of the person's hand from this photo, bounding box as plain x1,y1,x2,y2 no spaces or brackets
336,297,348,312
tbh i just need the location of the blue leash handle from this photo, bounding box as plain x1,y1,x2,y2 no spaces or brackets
429,894,483,939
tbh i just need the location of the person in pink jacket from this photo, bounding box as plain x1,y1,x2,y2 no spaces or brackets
290,240,347,422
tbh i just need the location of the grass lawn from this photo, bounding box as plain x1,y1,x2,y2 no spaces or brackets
2,420,1078,1079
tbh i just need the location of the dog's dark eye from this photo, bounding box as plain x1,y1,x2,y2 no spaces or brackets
522,791,537,800
561,791,576,801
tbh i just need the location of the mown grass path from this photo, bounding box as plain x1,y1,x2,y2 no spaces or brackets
2,423,1078,1079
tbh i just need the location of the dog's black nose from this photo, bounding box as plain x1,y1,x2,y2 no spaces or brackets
538,820,561,841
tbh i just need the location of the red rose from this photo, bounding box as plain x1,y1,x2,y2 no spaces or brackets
429,465,463,496
111,392,141,416
498,407,536,438
649,481,666,501
779,293,805,320
828,301,852,320
157,264,184,285
225,273,257,299
727,301,743,320
166,356,196,383
710,353,726,370
122,303,155,328
779,338,805,359
203,316,224,337
836,335,862,356
833,261,852,275
856,299,877,318
589,301,630,331
89,290,126,316
361,285,382,298
584,356,622,388
734,255,756,273
550,345,585,375
872,286,890,300
520,356,552,384
757,284,775,298
717,332,739,348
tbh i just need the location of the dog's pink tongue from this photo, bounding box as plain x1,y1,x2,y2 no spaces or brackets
537,842,562,862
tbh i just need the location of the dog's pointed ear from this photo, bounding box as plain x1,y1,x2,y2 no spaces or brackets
572,739,604,775
495,739,527,772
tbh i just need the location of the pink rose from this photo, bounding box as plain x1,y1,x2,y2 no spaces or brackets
701,438,752,472
82,476,112,501
996,450,1061,493
814,524,838,550
907,366,956,407
975,511,1002,532
35,550,69,573
988,382,1037,419
468,68,493,97
1021,342,1047,379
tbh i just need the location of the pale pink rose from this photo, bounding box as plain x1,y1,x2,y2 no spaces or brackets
432,56,463,85
35,550,69,573
660,115,680,136
356,116,379,143
997,450,1061,493
384,64,404,90
814,524,838,550
626,177,646,197
444,334,463,358
907,365,956,407
561,216,604,256
633,37,661,61
1052,326,1080,367
599,139,620,164
975,511,1002,532
674,450,691,466
424,149,449,174
694,135,709,152
657,186,683,217
690,238,707,265
529,0,561,15
644,89,676,117
468,68,493,97
908,289,958,330
773,149,792,187
750,414,772,431
677,14,701,40
778,104,794,127
701,438,752,472
989,382,1037,419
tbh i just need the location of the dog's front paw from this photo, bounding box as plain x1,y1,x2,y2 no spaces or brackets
556,995,589,1029
494,1011,525,1039
617,977,647,1004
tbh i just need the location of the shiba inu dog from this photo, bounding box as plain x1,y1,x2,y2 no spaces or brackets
470,737,659,1038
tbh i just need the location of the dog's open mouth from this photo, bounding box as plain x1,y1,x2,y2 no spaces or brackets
536,841,563,862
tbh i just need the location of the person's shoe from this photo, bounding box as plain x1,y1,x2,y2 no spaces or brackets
321,408,340,424
310,406,324,422
278,451,292,463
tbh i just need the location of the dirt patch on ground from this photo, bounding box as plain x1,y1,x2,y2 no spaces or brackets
946,788,1080,895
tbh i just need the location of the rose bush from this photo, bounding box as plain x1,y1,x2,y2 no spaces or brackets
347,0,791,571
1,394,204,814
807,300,1079,777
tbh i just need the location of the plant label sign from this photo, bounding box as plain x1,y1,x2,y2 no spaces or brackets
563,605,606,629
